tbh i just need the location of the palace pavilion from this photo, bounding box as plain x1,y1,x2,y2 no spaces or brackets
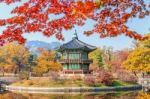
58,31,96,74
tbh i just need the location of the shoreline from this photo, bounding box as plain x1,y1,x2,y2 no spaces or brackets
4,85,142,93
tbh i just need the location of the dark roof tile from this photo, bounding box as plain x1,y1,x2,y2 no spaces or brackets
58,38,96,52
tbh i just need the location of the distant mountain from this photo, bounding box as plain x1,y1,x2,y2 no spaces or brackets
25,41,61,54
49,42,62,50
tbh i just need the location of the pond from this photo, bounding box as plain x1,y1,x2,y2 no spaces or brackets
0,91,147,99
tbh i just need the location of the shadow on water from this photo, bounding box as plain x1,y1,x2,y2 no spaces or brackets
0,91,142,99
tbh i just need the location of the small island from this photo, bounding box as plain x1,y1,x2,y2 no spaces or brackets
0,31,143,93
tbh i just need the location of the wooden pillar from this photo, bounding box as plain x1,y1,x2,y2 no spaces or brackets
80,52,82,59
67,51,69,60
87,52,89,59
62,52,64,59
67,64,69,70
67,51,70,71
80,64,82,69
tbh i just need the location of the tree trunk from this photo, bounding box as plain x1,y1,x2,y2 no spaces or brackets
142,72,145,78
133,72,137,77
2,66,4,77
14,69,17,77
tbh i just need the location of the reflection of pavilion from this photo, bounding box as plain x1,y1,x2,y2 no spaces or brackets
58,31,96,75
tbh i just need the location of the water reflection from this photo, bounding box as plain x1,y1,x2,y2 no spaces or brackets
0,91,145,99
137,92,150,99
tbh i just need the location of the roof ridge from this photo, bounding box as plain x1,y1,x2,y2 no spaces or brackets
76,39,96,48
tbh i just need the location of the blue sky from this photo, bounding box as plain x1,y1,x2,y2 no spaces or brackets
0,1,150,50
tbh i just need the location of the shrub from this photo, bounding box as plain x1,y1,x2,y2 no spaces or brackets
84,76,95,86
23,80,34,86
71,75,82,81
48,71,60,81
97,71,114,86
115,70,137,83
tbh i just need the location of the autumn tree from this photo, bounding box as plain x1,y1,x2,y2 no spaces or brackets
89,48,104,71
132,33,150,49
122,33,150,79
139,33,150,48
0,0,149,44
102,47,129,74
97,52,104,69
112,49,131,72
0,42,30,74
123,47,150,74
111,49,138,82
0,55,6,76
32,49,62,76
102,47,114,72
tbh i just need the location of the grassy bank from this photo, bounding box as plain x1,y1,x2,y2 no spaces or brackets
11,78,137,87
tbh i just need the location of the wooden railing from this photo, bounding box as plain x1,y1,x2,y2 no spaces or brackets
59,59,93,63
63,70,90,74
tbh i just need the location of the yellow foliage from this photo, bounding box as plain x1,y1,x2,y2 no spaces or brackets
123,47,150,72
32,49,62,75
137,92,150,99
142,33,150,47
136,33,150,48
0,42,30,72
89,48,103,70
89,48,101,64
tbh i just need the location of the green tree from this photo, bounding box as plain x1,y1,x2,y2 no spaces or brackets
27,54,37,76
97,52,104,69
89,48,104,70
102,47,114,72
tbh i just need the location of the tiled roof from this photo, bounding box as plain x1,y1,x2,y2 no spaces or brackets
58,38,96,52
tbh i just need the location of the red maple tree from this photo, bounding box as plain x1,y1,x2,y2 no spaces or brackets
0,0,149,44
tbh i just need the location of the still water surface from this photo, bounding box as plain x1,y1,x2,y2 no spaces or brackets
0,91,142,99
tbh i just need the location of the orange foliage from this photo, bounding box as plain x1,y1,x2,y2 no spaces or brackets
0,0,149,44
137,92,150,99
32,49,62,76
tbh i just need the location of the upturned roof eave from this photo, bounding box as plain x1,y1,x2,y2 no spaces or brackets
57,36,97,52
57,46,96,52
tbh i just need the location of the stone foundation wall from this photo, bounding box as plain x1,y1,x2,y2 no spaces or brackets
5,85,142,93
